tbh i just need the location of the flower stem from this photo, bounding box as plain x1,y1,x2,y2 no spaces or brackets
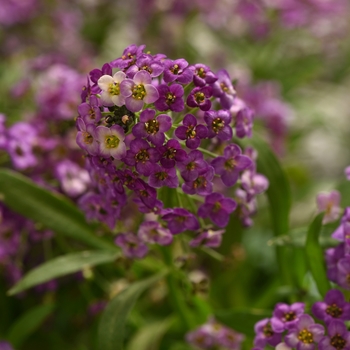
160,246,195,330
196,147,218,158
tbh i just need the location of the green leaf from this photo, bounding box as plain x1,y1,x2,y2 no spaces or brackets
7,303,55,347
0,169,114,250
215,309,272,337
267,227,338,248
8,250,119,295
245,136,291,237
126,317,174,350
243,136,293,288
305,213,331,297
98,271,168,350
267,227,307,247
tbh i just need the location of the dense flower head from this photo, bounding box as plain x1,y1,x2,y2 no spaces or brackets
74,44,269,258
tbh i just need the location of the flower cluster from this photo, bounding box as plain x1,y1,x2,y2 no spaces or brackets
0,64,89,288
76,44,269,258
186,317,244,350
253,290,350,350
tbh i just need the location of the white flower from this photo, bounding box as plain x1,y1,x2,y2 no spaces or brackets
98,71,126,106
96,125,126,159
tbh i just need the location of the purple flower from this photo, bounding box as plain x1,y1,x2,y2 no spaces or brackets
332,208,350,243
158,139,187,168
137,221,173,245
217,327,245,349
312,289,350,323
163,58,194,84
6,122,38,170
186,327,215,348
0,341,14,350
148,164,179,188
211,144,252,187
126,53,164,78
284,314,324,350
175,114,208,149
193,63,217,87
204,109,233,141
186,317,242,349
134,198,164,215
154,83,185,112
78,95,102,124
241,170,269,200
254,318,282,348
133,179,157,209
120,70,159,112
123,138,160,176
325,244,345,283
182,166,214,196
271,302,305,332
317,191,342,225
186,86,213,111
235,107,253,138
97,71,126,106
118,168,140,190
318,320,350,350
189,229,225,248
336,256,350,289
76,118,99,155
177,150,208,182
212,69,236,109
79,192,124,230
89,63,112,92
110,44,146,69
115,232,148,259
235,188,257,227
55,160,90,197
198,192,237,228
132,108,171,146
162,208,199,234
95,125,126,159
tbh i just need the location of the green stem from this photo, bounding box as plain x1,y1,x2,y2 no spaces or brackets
200,246,225,262
160,246,194,330
175,188,184,208
186,107,199,115
196,147,218,158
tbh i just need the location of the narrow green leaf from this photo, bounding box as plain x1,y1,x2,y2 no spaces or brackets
245,137,291,237
215,309,272,337
98,271,168,350
268,228,338,248
126,317,174,350
8,250,119,295
7,303,55,347
305,213,331,297
243,137,293,288
0,169,115,250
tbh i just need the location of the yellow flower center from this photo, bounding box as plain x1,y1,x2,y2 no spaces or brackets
105,135,120,149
